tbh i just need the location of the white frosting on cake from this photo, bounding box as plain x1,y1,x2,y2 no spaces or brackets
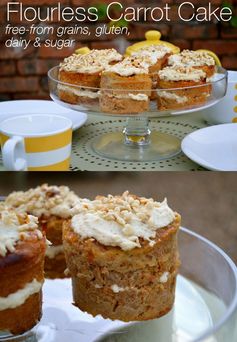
157,90,188,103
128,93,148,101
0,279,43,310
95,274,170,292
132,45,172,66
105,93,148,101
105,57,150,76
168,50,215,67
45,245,64,259
5,184,81,218
159,66,206,82
159,272,170,283
0,210,41,257
60,49,123,74
168,54,182,66
71,192,176,251
58,84,99,99
111,284,127,293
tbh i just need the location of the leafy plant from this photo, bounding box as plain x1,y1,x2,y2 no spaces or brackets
222,1,237,27
93,3,128,28
92,4,108,21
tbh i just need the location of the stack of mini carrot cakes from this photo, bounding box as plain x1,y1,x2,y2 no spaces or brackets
63,191,180,321
100,57,152,114
58,49,123,105
5,184,80,279
168,50,216,78
157,65,211,110
132,45,173,99
0,208,46,335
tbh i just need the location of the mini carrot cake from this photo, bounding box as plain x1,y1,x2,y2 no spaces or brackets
100,57,152,114
157,66,211,110
58,49,123,105
132,45,173,99
5,184,80,279
0,209,46,335
63,192,180,322
168,50,216,78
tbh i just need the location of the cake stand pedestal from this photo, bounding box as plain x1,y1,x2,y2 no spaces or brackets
91,117,181,162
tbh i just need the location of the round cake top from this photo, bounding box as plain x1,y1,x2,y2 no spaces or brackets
168,50,215,67
105,56,152,76
60,49,123,74
71,191,177,251
0,209,42,257
159,65,206,82
5,184,80,218
132,45,172,66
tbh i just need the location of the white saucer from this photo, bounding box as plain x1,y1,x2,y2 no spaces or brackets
181,123,237,171
0,100,87,131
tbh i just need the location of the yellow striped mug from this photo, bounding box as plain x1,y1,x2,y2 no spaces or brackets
0,114,72,171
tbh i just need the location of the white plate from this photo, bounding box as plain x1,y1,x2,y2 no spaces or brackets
0,100,87,131
181,123,237,171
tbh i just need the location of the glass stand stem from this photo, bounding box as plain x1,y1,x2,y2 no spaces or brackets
123,117,151,146
91,117,181,162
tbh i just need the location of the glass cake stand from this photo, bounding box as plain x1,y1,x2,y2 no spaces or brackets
48,67,228,162
0,331,36,341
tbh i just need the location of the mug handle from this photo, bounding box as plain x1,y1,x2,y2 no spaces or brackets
2,136,27,171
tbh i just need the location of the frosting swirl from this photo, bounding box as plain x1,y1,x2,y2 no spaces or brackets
71,191,177,251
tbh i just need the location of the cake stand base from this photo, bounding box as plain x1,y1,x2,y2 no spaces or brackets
91,131,181,162
0,330,36,341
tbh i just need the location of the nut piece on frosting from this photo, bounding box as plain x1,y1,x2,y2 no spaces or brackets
5,184,80,219
168,50,216,78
